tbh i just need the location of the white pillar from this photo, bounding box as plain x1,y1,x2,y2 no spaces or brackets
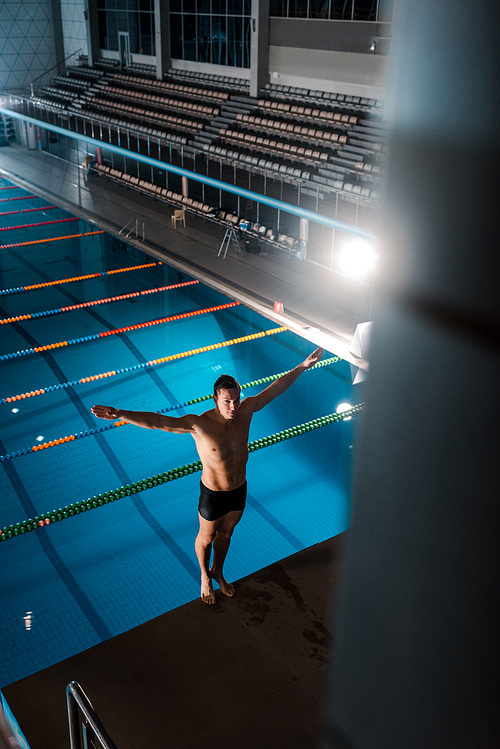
324,1,500,747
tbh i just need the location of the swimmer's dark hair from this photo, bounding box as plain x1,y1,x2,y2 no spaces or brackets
213,374,241,396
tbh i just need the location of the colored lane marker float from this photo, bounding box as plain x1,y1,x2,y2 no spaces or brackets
0,301,238,361
0,326,288,407
0,403,363,541
0,195,39,203
0,206,57,217
0,230,104,250
0,279,199,324
0,217,79,232
0,351,345,462
0,261,162,296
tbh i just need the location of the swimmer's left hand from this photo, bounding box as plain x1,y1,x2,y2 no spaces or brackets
303,347,323,369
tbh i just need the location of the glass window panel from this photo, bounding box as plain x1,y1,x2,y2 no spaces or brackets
183,15,198,59
353,0,376,19
211,15,227,65
116,0,128,8
330,0,352,19
269,0,286,15
197,15,211,61
107,13,119,49
140,0,152,9
226,15,240,66
117,10,128,30
212,0,226,13
288,0,307,17
183,0,197,12
309,0,329,17
227,0,243,13
128,0,139,9
170,0,182,11
169,13,183,57
377,0,393,21
242,15,250,67
106,0,118,7
198,0,211,13
128,13,140,51
139,12,153,54
98,10,107,47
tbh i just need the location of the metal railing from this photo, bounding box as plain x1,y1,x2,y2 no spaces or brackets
30,48,82,97
0,695,26,749
120,217,145,241
67,681,118,749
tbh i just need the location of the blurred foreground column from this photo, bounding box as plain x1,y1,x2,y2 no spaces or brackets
324,1,500,747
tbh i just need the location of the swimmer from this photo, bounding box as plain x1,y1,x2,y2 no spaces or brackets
91,346,322,605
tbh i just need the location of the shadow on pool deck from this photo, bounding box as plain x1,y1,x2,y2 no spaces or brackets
3,534,345,749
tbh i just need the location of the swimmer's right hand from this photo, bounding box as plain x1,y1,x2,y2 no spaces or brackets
91,404,119,420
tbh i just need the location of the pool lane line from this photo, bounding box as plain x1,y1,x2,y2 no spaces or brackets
0,229,104,250
0,195,38,203
0,300,201,586
0,261,162,296
0,354,339,462
0,279,199,324
0,443,113,640
0,205,58,217
0,217,79,233
0,404,363,542
0,301,239,360
0,326,289,408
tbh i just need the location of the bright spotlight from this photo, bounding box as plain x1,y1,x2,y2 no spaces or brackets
336,402,353,421
338,239,377,279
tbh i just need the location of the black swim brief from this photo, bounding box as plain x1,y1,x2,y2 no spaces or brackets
198,481,247,522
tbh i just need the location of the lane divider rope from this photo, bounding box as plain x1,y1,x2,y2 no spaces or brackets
0,229,104,250
0,403,363,541
0,195,38,203
0,279,199,324
0,217,79,233
0,326,287,407
0,301,239,361
1,349,340,460
0,205,57,217
0,261,162,296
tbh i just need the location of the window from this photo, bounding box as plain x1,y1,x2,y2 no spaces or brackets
97,1,156,55
169,0,251,67
270,0,388,19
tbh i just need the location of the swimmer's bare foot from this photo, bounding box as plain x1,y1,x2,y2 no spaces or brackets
201,577,217,605
210,570,235,597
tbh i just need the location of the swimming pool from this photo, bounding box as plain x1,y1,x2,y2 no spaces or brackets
0,177,361,687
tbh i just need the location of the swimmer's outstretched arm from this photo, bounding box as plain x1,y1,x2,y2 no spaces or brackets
91,405,197,433
247,346,323,413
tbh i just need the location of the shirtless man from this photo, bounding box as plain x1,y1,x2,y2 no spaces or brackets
91,346,322,604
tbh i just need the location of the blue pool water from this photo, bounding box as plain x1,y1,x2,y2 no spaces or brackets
0,177,361,688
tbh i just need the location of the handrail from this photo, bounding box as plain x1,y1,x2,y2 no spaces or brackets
119,217,145,241
0,98,377,241
0,696,26,749
30,48,82,97
66,681,118,749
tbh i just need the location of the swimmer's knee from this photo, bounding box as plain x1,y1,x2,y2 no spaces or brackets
216,527,234,541
197,530,217,546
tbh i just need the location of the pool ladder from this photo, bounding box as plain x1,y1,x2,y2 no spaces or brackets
218,225,243,260
119,218,145,242
67,681,118,749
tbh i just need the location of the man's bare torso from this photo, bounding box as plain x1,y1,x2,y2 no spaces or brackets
191,402,253,491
